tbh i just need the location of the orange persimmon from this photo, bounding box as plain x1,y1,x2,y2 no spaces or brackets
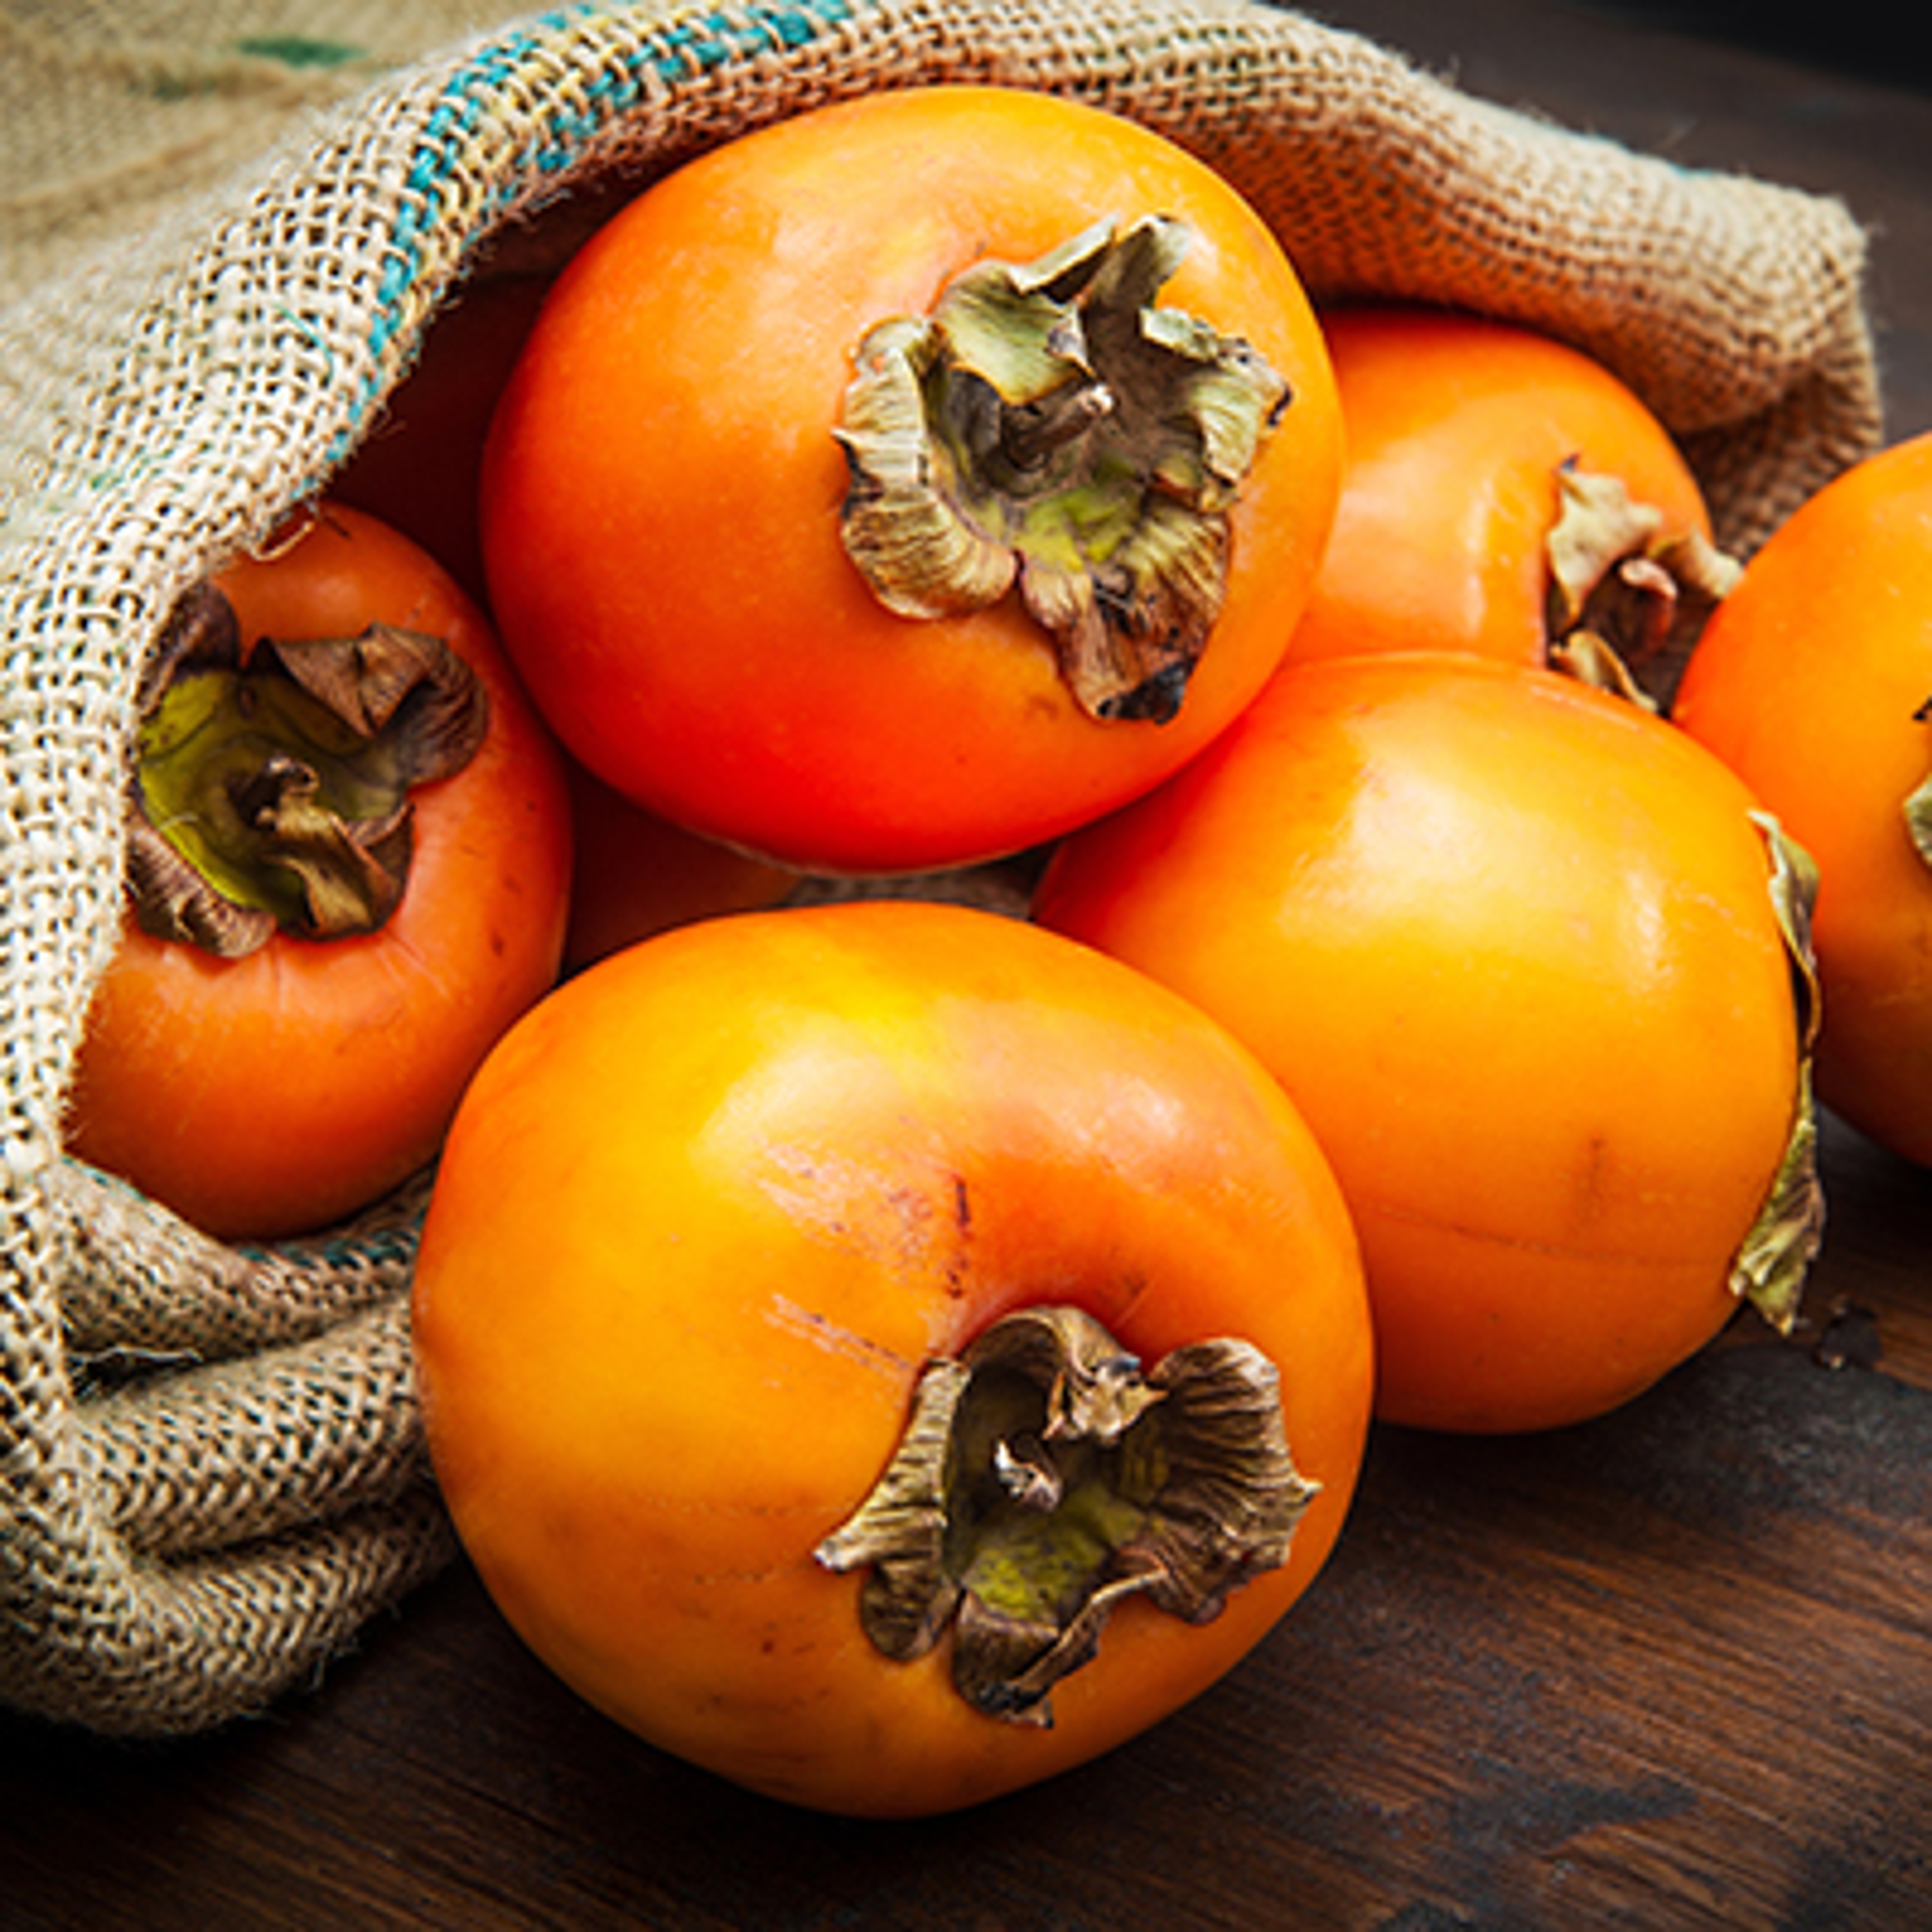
1283,306,1729,691
561,759,794,972
66,503,572,1241
480,85,1343,873
1036,652,1819,1433
1674,430,1932,1165
333,270,552,607
413,899,1373,1816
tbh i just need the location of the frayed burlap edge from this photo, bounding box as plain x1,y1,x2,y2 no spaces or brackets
0,0,1882,1737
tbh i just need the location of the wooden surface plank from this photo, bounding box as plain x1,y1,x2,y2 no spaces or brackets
5,5,1931,1929
4,1116,1927,1932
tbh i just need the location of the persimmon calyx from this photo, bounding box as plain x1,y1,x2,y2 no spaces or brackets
836,217,1292,726
1730,812,1826,1333
126,577,489,958
1903,698,1932,870
1545,461,1742,702
815,1303,1315,1727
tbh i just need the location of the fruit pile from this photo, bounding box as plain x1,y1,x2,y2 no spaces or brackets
65,86,1926,1817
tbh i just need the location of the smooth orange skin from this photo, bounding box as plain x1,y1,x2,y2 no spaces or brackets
65,504,573,1242
1035,653,1802,1434
1283,305,1713,668
412,901,1373,1817
1673,431,1932,1166
480,85,1343,874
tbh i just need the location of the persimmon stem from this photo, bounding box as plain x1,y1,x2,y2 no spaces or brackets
998,378,1117,473
815,1304,1315,1727
127,580,489,958
1545,460,1742,702
836,218,1291,727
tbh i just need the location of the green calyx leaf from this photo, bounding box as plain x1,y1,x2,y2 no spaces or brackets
1902,695,1932,870
836,217,1292,726
1729,812,1826,1333
127,578,489,957
815,1304,1315,1727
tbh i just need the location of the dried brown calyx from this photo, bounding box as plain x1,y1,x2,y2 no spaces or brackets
836,217,1292,726
815,1304,1315,1727
1904,696,1932,871
126,577,489,958
1731,812,1826,1334
1544,461,1742,704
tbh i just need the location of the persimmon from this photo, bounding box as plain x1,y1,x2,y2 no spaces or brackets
1673,430,1932,1166
65,503,572,1241
1035,652,1820,1434
328,273,787,969
1282,306,1734,696
332,270,551,607
480,85,1343,874
412,899,1373,1816
561,760,793,972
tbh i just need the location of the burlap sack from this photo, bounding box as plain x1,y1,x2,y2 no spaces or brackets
0,0,1882,1739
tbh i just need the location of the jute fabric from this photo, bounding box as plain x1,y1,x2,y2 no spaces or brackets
0,0,1881,1736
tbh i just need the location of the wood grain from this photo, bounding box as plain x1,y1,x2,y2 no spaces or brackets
8,1123,1930,1931
5,6,1931,1928
4,1125,1927,1931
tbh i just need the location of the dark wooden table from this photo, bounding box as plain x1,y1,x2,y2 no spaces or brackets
6,5,1931,1928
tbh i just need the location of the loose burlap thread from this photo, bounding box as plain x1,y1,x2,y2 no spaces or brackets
0,0,1884,1738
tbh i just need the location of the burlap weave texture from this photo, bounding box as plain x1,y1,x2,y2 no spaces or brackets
0,0,1883,1737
